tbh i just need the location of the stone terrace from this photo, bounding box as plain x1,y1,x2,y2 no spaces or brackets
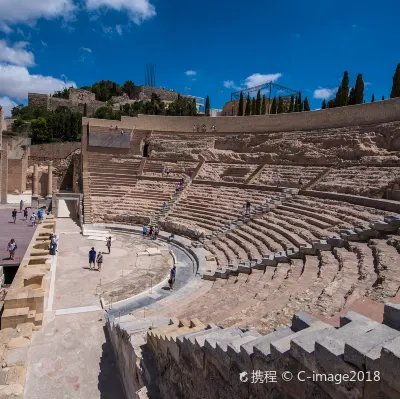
197,163,258,183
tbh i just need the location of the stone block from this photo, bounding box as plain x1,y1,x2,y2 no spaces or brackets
312,240,331,251
261,255,277,267
384,215,400,227
286,247,300,258
339,229,360,241
299,244,316,255
369,221,396,232
202,271,216,281
380,337,400,392
237,262,252,274
274,251,289,263
327,235,345,247
291,312,323,332
214,268,229,279
383,303,400,331
344,324,400,370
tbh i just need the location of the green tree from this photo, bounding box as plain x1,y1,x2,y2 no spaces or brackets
289,95,294,112
83,103,88,117
91,80,122,101
390,63,400,98
122,80,136,99
205,95,210,116
270,97,277,114
321,99,327,109
335,71,350,106
349,87,356,105
354,74,364,104
327,99,335,108
245,94,251,116
303,97,310,111
261,94,266,115
251,98,256,115
382,95,385,100
297,92,303,112
80,85,92,91
52,87,71,99
238,92,244,116
277,96,284,113
256,89,261,115
31,117,50,143
371,93,375,102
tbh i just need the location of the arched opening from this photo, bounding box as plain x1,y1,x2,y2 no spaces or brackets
143,143,149,158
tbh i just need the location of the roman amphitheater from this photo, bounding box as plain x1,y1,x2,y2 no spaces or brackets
0,98,400,399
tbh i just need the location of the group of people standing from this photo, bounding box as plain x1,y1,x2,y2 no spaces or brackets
87,237,111,272
192,124,216,133
142,224,160,240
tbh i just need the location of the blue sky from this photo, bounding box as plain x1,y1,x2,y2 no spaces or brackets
0,0,399,116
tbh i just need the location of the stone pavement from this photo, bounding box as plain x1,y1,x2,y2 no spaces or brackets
0,205,37,267
23,217,179,399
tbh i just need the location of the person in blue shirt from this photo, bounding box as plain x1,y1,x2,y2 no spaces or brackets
143,224,147,236
168,233,175,242
89,247,96,270
37,208,44,224
169,264,177,290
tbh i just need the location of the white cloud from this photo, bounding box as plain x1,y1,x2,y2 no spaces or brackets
244,73,282,88
0,0,76,31
0,64,76,99
86,0,156,24
116,24,123,35
0,96,17,117
223,80,235,88
81,46,92,53
41,40,48,47
185,70,197,76
0,40,35,66
313,87,338,100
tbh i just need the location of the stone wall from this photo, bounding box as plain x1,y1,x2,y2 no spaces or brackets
30,142,81,159
8,157,27,193
133,86,180,102
0,106,4,147
0,150,7,203
69,88,96,104
28,93,49,109
83,97,400,132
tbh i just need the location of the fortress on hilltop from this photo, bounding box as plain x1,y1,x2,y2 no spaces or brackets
27,85,182,117
0,98,400,398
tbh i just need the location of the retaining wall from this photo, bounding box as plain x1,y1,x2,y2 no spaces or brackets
29,142,81,159
83,97,400,133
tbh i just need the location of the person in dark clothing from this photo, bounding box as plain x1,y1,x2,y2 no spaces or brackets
169,264,177,290
89,247,96,270
106,237,111,254
245,200,251,215
11,209,17,224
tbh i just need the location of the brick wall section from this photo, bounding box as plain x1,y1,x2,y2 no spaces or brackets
8,158,27,193
301,189,400,213
83,97,400,132
0,150,8,203
30,142,81,159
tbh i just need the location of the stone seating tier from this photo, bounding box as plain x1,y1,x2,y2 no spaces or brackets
108,306,400,398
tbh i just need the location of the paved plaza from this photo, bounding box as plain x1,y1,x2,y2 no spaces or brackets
23,218,174,399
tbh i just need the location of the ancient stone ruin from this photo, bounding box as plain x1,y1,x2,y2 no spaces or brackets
0,98,400,398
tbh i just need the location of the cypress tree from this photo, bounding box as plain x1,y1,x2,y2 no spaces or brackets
321,99,327,109
205,95,210,116
390,63,400,98
245,94,251,116
303,97,310,111
277,96,284,113
261,94,266,115
238,92,244,116
251,98,256,115
289,95,294,112
354,74,364,104
297,92,303,112
371,93,375,102
382,95,385,101
270,97,277,114
256,89,261,115
339,71,349,106
349,87,356,105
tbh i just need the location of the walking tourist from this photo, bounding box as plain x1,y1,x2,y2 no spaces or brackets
106,236,112,254
175,183,180,193
196,124,200,132
96,252,103,272
168,233,175,242
169,264,177,290
298,177,303,188
37,208,44,224
202,124,206,132
276,173,281,187
23,208,28,220
192,125,196,133
19,200,25,212
245,200,251,215
155,226,160,239
163,202,167,211
30,212,37,226
165,167,170,177
7,239,17,260
11,209,17,224
50,234,58,255
161,167,165,177
89,247,96,270
142,224,147,236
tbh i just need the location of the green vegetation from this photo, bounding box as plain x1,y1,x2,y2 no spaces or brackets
390,63,400,98
245,94,251,116
270,97,277,114
256,89,261,115
238,92,244,116
321,99,327,109
303,97,310,111
289,95,294,112
11,105,82,144
261,94,266,115
205,95,210,116
251,98,256,115
277,96,284,114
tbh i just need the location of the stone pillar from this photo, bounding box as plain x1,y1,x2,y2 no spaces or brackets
47,161,53,198
32,164,38,199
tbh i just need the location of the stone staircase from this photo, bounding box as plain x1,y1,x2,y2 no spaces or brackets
301,167,332,191
108,304,400,398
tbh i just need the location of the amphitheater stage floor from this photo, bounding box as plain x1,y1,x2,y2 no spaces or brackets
0,205,38,267
24,217,197,399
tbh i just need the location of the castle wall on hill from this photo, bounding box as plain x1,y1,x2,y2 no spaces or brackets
83,97,400,132
133,86,180,102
